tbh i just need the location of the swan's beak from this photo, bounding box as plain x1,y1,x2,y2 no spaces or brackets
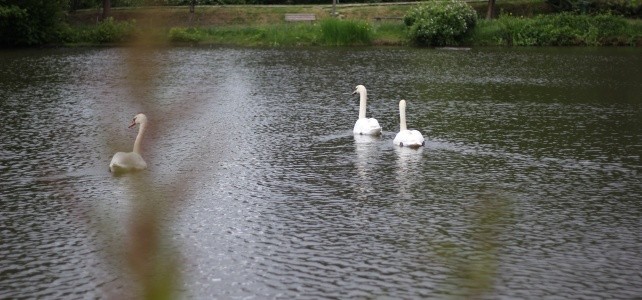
351,90,357,95
128,119,137,128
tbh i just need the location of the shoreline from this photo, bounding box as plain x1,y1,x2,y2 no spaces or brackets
62,3,642,48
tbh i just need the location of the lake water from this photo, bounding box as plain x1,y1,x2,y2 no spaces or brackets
0,46,640,299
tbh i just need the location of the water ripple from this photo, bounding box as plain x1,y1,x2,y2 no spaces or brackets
1,47,640,299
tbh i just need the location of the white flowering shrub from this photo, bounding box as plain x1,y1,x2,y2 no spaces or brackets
404,0,478,46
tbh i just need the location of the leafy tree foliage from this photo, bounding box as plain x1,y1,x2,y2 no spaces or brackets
546,0,642,17
0,0,68,46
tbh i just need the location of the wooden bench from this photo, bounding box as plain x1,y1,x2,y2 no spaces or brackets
285,13,316,22
373,16,404,22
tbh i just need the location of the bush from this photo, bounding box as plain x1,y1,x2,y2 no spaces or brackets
168,27,205,43
92,17,137,43
493,13,635,46
0,5,31,46
65,17,137,44
0,1,67,47
69,0,99,11
404,0,478,46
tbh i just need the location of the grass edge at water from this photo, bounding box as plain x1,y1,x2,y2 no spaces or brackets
166,19,382,47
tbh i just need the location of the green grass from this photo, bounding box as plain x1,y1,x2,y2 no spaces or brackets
166,19,380,47
467,18,506,46
372,22,408,45
320,18,373,46
197,24,321,46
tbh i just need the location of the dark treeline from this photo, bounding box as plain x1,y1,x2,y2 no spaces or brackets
0,0,68,46
69,0,415,11
69,0,642,17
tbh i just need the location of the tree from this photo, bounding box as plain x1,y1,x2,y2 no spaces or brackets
189,0,196,26
102,0,111,19
486,0,496,19
0,0,67,46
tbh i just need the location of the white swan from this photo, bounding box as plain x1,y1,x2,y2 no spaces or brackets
393,100,425,148
352,85,382,135
109,113,148,173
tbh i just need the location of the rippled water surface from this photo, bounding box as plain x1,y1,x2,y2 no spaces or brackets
1,47,641,299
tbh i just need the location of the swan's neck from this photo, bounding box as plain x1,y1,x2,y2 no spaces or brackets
133,122,146,154
399,101,407,131
358,91,367,119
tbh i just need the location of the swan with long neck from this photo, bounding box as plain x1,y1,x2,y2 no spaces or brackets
393,100,425,148
109,113,148,173
352,85,382,135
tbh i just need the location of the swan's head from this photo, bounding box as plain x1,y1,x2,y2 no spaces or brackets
128,113,148,128
352,85,367,96
399,99,407,109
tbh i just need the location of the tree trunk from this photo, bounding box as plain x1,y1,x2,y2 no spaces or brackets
102,0,111,20
332,0,337,16
189,0,195,26
486,0,496,19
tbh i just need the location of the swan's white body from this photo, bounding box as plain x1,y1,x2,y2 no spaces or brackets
109,113,148,173
352,85,382,135
394,100,425,148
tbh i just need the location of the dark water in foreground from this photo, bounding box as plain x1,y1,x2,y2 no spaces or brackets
0,46,640,299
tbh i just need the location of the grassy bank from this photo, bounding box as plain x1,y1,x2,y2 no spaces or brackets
65,2,642,47
165,20,404,46
470,14,642,46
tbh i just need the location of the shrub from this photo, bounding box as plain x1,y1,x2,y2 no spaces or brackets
63,17,137,44
91,17,137,43
0,5,31,46
404,0,478,46
0,1,67,46
494,13,634,46
168,27,205,43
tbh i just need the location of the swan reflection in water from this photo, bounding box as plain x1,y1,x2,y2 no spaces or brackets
395,145,425,199
353,134,380,201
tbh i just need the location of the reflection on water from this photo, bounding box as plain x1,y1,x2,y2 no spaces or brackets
0,47,641,299
354,134,381,202
394,146,424,199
